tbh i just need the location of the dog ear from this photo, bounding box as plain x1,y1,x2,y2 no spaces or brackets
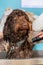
3,23,10,41
28,21,32,31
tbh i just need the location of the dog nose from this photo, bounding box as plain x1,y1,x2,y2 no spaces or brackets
22,23,28,29
23,22,27,26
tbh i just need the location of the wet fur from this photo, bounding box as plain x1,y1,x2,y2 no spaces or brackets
3,9,34,59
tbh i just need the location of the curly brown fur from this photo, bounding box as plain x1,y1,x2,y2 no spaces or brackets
3,9,34,59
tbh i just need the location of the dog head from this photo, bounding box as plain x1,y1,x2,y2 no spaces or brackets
3,9,31,44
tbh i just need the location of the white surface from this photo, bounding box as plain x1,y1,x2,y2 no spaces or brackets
22,0,43,8
32,13,43,31
0,59,43,65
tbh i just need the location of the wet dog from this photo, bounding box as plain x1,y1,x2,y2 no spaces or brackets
3,9,34,59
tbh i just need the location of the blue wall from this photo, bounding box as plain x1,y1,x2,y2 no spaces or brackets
0,0,43,18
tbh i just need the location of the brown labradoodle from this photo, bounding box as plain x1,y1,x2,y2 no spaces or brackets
3,9,34,59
